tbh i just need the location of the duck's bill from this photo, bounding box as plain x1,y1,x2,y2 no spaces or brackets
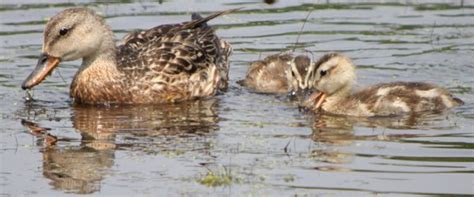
289,88,314,102
21,53,60,90
314,92,326,110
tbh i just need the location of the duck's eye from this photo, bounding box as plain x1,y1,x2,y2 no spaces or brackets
59,28,69,36
320,70,327,77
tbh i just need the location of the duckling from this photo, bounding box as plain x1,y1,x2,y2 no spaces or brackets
21,8,239,104
304,53,463,116
238,53,313,94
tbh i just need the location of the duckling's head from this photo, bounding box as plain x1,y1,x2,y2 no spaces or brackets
308,53,356,96
22,8,113,90
287,55,312,91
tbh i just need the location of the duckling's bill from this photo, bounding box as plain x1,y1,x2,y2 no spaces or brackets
314,92,326,110
22,53,60,90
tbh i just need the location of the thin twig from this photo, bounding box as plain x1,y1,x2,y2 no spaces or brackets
56,68,68,85
292,10,314,52
283,138,291,153
429,21,437,50
302,49,315,60
14,133,18,154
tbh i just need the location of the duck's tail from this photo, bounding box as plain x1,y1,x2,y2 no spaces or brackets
181,7,242,30
191,13,207,28
452,97,464,106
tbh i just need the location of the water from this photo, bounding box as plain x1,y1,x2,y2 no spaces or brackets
1,0,473,196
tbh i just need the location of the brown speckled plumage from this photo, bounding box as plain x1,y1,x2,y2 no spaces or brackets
304,53,463,116
238,53,313,94
23,8,237,104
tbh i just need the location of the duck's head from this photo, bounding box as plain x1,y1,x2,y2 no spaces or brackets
308,53,356,96
287,55,312,92
22,8,112,90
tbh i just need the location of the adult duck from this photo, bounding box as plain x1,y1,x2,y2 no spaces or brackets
22,7,238,104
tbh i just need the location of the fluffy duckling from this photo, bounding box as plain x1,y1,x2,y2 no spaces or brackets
21,8,238,104
238,53,313,94
304,53,463,116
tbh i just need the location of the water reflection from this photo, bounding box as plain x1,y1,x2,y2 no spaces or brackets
310,112,453,143
42,146,114,194
22,98,220,194
308,112,456,171
72,98,220,139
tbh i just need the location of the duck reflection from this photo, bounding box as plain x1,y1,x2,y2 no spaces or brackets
42,146,114,194
23,98,220,194
73,98,220,139
311,112,453,142
309,111,454,169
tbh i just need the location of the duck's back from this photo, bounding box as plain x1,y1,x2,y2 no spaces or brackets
347,82,463,116
114,11,233,103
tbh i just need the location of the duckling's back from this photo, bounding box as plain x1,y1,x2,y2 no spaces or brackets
238,53,294,94
350,82,463,116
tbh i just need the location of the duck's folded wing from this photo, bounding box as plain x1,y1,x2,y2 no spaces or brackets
116,9,239,84
118,8,240,51
118,24,178,51
118,27,219,74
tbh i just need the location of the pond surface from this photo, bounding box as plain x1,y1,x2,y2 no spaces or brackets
1,0,473,196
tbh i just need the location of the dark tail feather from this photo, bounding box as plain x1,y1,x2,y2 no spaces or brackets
191,13,203,20
181,7,242,30
191,13,208,28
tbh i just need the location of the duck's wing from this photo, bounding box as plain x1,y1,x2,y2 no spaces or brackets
118,8,239,52
118,24,178,51
115,8,237,102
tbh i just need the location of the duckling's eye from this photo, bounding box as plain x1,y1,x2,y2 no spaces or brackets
59,28,69,36
320,70,327,77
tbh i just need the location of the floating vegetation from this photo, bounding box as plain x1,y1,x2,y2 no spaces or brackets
197,167,240,187
283,174,296,182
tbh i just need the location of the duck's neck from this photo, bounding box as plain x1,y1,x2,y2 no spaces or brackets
70,31,124,103
81,31,117,72
325,83,353,105
320,84,352,114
